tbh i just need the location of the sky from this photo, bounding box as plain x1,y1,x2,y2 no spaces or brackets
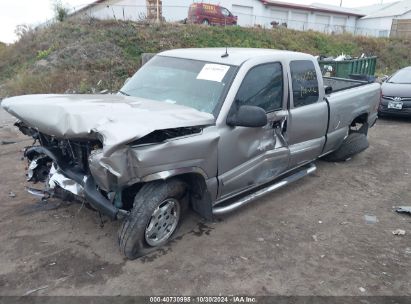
0,0,399,44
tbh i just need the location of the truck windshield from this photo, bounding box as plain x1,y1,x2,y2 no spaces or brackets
120,56,236,114
388,69,411,84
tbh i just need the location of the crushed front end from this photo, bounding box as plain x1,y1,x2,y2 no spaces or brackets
18,121,128,220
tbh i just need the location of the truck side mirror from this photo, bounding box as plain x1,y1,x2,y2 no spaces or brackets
227,105,267,128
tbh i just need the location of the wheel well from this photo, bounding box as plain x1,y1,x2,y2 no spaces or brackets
350,113,369,134
351,113,368,126
122,173,213,219
173,173,213,220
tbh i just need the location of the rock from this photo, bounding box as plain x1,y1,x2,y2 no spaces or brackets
35,59,49,67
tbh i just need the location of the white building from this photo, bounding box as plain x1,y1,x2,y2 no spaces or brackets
355,0,411,37
71,0,365,34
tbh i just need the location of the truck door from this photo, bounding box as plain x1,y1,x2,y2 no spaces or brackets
217,62,290,200
286,60,328,168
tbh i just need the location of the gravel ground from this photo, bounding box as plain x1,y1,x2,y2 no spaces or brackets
0,108,410,296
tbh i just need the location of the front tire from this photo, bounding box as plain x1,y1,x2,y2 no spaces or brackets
118,179,186,260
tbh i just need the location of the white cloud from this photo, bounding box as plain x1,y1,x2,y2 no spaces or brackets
0,0,94,43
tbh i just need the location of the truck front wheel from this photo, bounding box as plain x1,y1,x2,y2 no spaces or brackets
118,179,187,259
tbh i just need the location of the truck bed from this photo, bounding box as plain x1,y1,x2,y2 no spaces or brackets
324,77,369,93
321,80,380,155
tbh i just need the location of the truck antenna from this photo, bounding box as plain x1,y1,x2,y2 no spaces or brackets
221,47,229,58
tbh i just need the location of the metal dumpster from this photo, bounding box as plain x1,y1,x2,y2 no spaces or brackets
318,56,377,78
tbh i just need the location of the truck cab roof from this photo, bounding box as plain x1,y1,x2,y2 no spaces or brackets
159,48,315,66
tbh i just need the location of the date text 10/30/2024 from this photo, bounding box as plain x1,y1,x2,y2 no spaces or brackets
149,296,257,303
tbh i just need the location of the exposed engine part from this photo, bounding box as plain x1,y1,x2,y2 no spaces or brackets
27,155,52,183
26,187,51,198
24,145,123,220
48,164,84,197
15,121,39,139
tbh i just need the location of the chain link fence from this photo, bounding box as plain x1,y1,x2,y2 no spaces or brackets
68,3,383,37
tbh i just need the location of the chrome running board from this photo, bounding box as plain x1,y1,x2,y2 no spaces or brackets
212,163,317,216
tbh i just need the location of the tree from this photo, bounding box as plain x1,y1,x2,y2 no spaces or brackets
52,0,69,22
14,24,31,39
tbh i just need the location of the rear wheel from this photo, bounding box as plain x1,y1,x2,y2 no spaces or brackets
323,132,369,162
202,19,210,25
118,179,187,259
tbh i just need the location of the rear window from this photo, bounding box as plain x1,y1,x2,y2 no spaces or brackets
290,60,319,108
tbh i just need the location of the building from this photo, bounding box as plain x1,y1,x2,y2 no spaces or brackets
70,0,365,34
356,0,411,37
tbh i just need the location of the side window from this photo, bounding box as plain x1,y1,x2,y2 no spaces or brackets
290,60,319,107
221,8,230,17
236,63,283,112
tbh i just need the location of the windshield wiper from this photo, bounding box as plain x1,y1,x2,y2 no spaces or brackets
118,90,130,96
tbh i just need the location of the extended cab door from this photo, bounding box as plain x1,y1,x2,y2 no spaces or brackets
217,62,290,200
286,60,328,168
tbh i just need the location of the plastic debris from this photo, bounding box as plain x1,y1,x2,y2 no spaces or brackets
395,206,411,216
364,214,378,224
86,271,95,278
359,287,366,293
8,192,16,198
392,229,406,236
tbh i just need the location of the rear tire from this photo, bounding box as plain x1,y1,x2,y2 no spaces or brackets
118,179,187,260
323,132,369,162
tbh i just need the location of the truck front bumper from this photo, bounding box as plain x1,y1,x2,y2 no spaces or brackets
25,146,123,220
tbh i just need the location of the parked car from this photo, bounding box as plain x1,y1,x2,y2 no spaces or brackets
187,3,237,26
379,66,411,117
2,48,380,259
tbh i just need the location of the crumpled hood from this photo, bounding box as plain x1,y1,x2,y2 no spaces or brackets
1,94,214,155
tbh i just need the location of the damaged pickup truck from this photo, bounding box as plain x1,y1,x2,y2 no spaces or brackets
2,48,381,259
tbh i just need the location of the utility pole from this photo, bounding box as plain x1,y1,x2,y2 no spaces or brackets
340,0,343,7
156,0,159,23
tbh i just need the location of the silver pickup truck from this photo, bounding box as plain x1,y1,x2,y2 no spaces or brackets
2,48,380,259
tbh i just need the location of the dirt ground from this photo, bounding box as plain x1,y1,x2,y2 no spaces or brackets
0,108,410,296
